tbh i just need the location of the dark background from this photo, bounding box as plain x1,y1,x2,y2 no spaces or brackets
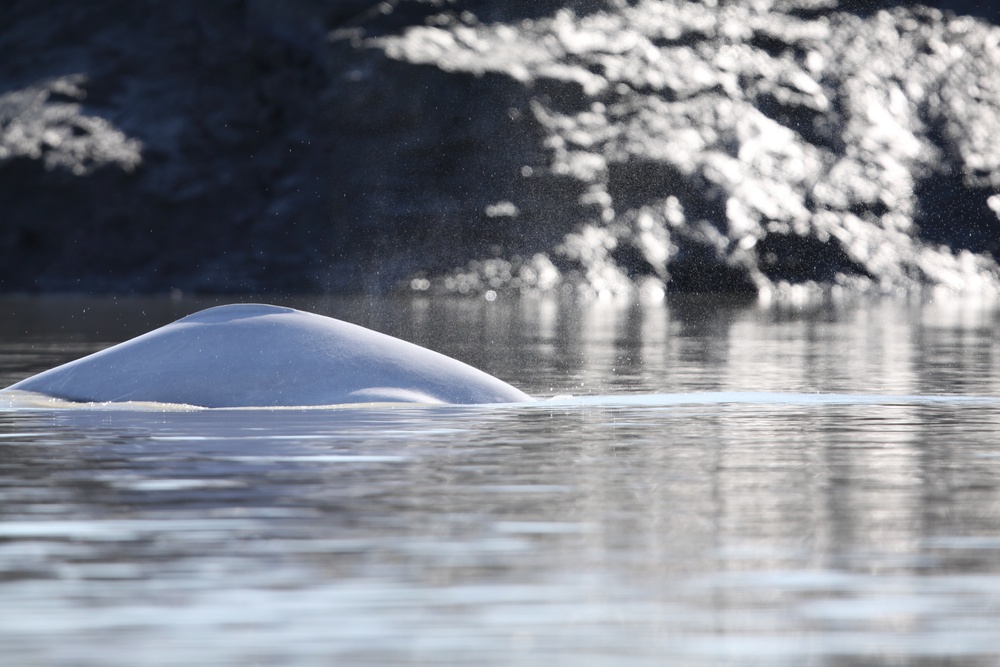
2,0,999,295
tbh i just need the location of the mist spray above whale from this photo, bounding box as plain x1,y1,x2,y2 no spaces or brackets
3,304,532,407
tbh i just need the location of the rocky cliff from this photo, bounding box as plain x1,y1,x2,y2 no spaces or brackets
3,0,1000,299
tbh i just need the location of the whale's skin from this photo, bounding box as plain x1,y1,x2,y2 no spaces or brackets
4,304,532,407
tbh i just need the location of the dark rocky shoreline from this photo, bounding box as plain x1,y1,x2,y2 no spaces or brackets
3,0,1000,298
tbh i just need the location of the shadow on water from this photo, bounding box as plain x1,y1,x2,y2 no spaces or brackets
3,293,1000,665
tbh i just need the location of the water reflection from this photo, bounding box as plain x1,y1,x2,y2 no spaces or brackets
2,294,1000,664
4,292,1000,397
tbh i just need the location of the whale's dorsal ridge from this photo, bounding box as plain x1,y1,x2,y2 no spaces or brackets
3,303,532,407
176,303,298,324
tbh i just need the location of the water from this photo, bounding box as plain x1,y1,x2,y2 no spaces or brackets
2,293,1000,666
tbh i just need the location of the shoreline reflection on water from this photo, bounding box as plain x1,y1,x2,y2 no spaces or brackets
2,294,1000,665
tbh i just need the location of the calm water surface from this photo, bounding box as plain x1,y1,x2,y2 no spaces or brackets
2,294,1000,666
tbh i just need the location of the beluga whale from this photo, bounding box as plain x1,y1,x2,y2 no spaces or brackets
3,304,532,408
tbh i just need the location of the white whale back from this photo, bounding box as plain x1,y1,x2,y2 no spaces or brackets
5,304,532,407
